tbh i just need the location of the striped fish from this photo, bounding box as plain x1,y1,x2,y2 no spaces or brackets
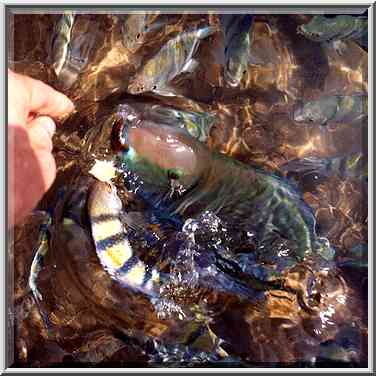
87,180,160,296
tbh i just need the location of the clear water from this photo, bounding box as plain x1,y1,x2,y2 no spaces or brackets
9,11,368,367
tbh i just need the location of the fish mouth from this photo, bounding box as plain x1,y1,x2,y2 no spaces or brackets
224,70,241,88
112,117,129,152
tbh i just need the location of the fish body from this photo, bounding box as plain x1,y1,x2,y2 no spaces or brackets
87,181,160,296
29,213,52,302
293,95,367,125
117,118,325,261
50,12,95,89
51,11,75,77
281,153,368,182
297,15,368,50
145,105,216,142
219,14,257,86
127,26,217,96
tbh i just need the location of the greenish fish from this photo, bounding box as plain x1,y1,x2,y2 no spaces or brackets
87,180,160,296
117,117,328,262
281,153,367,182
297,15,368,53
219,14,261,87
293,95,367,125
127,26,217,96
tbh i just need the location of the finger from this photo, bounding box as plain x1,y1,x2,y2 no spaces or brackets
8,125,57,228
12,71,75,119
9,151,56,228
27,116,56,152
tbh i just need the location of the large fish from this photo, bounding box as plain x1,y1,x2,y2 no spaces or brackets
127,26,217,96
87,181,160,297
293,95,367,125
114,113,332,262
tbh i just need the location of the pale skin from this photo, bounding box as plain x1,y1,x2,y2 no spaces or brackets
8,70,75,228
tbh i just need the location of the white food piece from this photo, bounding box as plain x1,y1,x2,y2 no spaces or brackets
89,159,117,182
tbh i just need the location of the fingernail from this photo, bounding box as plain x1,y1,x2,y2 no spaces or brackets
58,92,75,114
43,117,56,138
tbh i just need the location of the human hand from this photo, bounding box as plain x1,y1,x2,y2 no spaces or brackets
8,69,75,228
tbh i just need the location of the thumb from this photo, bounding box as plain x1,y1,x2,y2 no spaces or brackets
27,116,56,152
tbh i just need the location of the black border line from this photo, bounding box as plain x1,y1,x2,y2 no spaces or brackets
3,3,374,375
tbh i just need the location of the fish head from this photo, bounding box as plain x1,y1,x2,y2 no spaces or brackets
225,56,246,87
121,14,146,51
119,119,209,191
293,100,327,125
224,36,249,87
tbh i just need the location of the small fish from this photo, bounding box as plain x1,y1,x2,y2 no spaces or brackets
87,180,160,296
338,243,368,269
297,15,368,53
50,12,96,89
28,213,52,302
293,95,367,125
146,105,216,142
51,11,75,77
120,12,164,52
280,153,367,182
127,26,217,96
219,14,260,87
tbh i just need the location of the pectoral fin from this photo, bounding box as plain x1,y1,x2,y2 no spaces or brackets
181,58,199,74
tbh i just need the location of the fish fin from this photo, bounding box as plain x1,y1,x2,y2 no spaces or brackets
280,157,328,177
152,85,178,97
120,211,147,233
181,58,199,74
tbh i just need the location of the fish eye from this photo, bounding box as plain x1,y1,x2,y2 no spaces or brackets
152,85,157,90
136,33,141,39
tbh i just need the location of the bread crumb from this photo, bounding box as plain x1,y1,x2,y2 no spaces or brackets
89,159,117,182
